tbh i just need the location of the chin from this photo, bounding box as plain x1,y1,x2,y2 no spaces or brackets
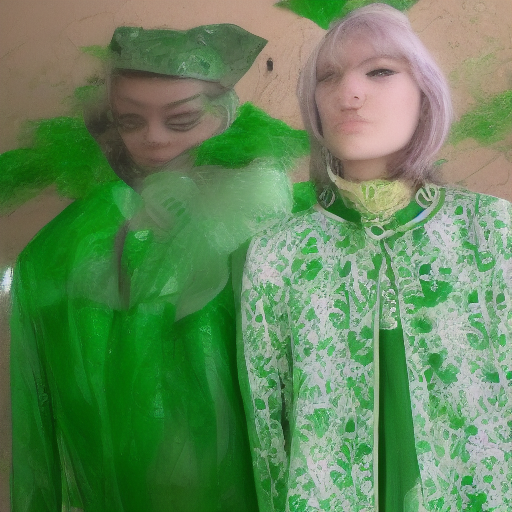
134,157,173,168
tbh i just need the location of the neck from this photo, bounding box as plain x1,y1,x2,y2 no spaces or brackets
326,165,414,222
341,158,388,182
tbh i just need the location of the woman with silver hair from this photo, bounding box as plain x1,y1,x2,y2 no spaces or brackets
239,4,512,511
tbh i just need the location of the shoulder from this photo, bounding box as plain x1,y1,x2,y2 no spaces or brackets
17,181,135,269
245,208,337,282
433,185,512,256
440,185,512,217
435,186,511,239
249,208,321,250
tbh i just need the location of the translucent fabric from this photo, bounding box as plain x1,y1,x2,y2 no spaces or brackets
10,99,314,511
10,174,313,512
11,240,257,511
132,161,294,319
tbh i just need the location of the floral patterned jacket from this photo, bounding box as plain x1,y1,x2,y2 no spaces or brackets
239,185,512,512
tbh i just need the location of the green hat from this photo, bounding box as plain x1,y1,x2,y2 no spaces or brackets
109,24,267,88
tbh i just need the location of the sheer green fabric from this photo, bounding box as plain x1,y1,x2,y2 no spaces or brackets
11,237,257,511
122,160,296,319
10,98,315,511
11,178,316,512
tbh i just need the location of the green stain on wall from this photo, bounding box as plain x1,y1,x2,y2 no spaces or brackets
81,45,110,61
449,53,498,99
449,90,512,146
447,48,512,148
274,0,418,29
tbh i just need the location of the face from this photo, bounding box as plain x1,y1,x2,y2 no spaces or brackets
314,35,422,181
111,76,224,169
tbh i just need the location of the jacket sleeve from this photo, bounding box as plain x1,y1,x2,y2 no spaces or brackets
237,235,292,512
10,256,62,512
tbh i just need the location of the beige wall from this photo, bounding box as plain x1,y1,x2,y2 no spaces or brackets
0,0,511,508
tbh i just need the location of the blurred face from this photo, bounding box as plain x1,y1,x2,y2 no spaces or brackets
111,76,224,169
315,35,422,181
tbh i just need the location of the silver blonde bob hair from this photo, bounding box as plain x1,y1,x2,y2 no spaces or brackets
297,3,453,190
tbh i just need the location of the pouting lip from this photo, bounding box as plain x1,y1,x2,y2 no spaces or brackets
332,116,370,133
334,113,369,124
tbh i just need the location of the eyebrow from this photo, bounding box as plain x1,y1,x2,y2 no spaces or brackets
116,93,202,109
318,54,405,77
163,93,202,109
361,54,402,65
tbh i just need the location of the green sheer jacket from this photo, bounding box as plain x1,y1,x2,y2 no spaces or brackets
9,110,314,512
10,179,258,512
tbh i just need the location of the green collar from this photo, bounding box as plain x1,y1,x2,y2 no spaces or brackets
325,168,414,223
317,184,445,240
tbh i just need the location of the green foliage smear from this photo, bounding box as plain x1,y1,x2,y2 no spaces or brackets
449,90,512,146
0,102,309,214
275,0,418,29
0,117,116,214
195,102,310,168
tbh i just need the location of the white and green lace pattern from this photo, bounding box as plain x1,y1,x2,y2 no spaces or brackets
239,186,512,512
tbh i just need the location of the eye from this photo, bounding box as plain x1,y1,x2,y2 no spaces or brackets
115,114,145,132
317,70,337,83
367,68,397,78
165,111,204,132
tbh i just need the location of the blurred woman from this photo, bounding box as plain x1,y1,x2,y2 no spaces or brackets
10,24,296,512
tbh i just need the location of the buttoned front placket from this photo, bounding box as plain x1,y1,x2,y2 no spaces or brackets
317,184,444,511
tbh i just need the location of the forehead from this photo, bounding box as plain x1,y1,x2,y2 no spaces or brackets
111,76,208,107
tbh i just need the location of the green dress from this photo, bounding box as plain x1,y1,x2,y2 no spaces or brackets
9,102,315,511
10,179,255,512
239,183,512,512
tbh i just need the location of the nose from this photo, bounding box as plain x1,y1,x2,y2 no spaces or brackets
336,73,365,109
144,121,169,146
